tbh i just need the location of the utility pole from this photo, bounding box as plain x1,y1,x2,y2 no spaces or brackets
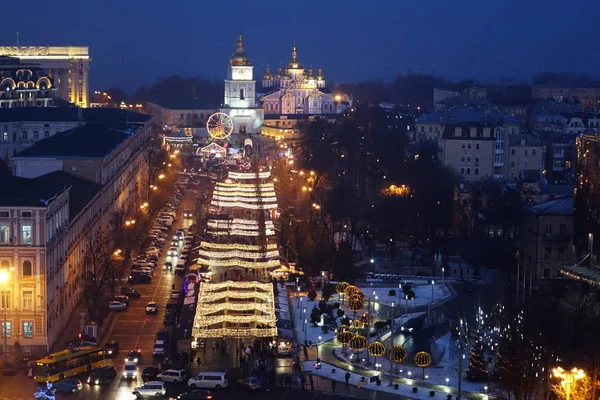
366,298,371,365
388,302,395,386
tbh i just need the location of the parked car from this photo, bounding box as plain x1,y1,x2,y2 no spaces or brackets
121,287,141,298
163,312,176,325
108,301,128,312
152,339,167,357
237,377,262,390
129,272,152,284
87,366,117,385
188,372,228,389
175,259,186,274
158,369,188,383
134,267,153,276
103,340,120,357
142,365,160,382
125,350,143,364
111,295,129,305
156,330,169,341
146,302,159,314
132,381,166,398
176,390,213,400
171,290,181,299
53,378,83,393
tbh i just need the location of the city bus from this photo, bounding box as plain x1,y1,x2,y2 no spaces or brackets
33,346,105,383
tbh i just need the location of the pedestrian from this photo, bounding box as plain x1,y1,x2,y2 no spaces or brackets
345,371,351,385
215,341,220,351
331,379,337,393
224,271,228,279
172,284,175,290
157,362,162,371
212,342,216,353
196,357,201,367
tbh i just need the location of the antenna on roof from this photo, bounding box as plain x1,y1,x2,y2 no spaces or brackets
16,30,19,47
77,106,83,125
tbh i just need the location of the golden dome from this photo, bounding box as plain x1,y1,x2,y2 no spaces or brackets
274,67,282,79
307,68,314,78
263,66,273,80
286,43,304,69
316,67,324,80
230,34,251,66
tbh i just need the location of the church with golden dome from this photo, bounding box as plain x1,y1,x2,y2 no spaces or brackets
260,43,338,116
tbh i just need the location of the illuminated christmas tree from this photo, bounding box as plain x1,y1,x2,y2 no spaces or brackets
467,330,488,382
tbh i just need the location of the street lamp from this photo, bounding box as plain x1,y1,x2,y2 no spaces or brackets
428,280,435,323
317,336,322,361
297,287,301,309
388,301,395,387
553,366,585,400
0,264,14,367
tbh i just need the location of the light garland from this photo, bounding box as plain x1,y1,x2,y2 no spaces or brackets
228,171,271,179
215,183,274,190
200,242,278,251
202,281,274,291
197,249,280,259
194,314,276,327
192,327,278,339
197,257,280,268
212,194,278,202
207,221,275,231
210,200,278,210
194,302,274,314
213,190,277,197
199,291,274,301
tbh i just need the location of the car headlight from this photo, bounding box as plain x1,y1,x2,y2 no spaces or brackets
401,327,405,331
95,379,99,384
408,327,413,332
107,350,113,354
133,372,137,376
123,372,127,376
134,358,138,363
87,377,91,383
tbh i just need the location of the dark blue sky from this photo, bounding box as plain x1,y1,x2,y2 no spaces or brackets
1,0,598,92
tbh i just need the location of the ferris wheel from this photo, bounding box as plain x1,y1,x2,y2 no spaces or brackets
206,112,234,141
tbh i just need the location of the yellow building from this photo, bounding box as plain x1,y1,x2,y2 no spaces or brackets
0,46,90,107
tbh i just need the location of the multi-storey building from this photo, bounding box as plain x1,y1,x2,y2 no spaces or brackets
574,133,600,257
520,196,574,280
0,56,57,110
507,135,543,181
532,82,600,106
0,107,150,162
0,46,90,108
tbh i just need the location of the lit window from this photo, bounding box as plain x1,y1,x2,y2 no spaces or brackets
1,321,11,337
0,290,10,310
0,225,9,244
22,321,32,338
21,224,32,245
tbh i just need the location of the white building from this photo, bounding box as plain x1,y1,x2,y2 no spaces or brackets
219,34,264,135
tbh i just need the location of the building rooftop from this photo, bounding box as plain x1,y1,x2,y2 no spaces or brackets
14,122,142,158
416,108,520,125
0,171,100,215
528,196,574,216
0,107,151,123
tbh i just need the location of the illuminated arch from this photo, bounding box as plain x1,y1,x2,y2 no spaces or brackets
1,78,15,91
17,81,26,90
27,81,35,89
37,77,51,90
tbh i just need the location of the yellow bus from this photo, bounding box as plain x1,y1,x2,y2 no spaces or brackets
34,346,105,383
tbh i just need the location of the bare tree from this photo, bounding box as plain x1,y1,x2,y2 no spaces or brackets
80,229,126,325
552,375,595,400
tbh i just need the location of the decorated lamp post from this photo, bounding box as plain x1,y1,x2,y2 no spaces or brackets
388,301,395,386
336,282,349,306
414,351,432,380
388,345,407,374
552,366,585,400
349,334,367,363
336,327,353,355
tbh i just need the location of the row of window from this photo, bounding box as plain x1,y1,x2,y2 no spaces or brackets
1,289,35,309
544,246,566,260
460,167,479,176
461,156,480,163
510,148,537,156
461,142,480,150
0,224,33,245
0,321,34,338
0,259,33,276
2,131,51,142
179,113,207,120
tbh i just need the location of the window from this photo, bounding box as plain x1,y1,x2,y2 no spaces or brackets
22,290,33,310
461,142,465,149
33,131,39,140
21,211,31,218
21,131,27,140
22,260,32,276
461,156,465,163
544,247,552,259
475,143,480,150
460,168,465,175
475,168,479,175
466,168,471,175
180,114,184,120
467,142,472,149
558,247,566,260
524,160,528,166
532,149,536,156
1,321,11,337
510,161,515,168
511,149,516,156
21,224,32,245
0,290,10,309
524,149,528,156
2,132,6,141
428,126,432,133
0,225,8,244
545,223,552,235
239,89,245,100
22,321,33,338
475,156,480,163
559,224,566,235
467,156,471,163
44,131,49,138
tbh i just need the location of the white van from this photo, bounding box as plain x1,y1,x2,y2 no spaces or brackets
187,371,228,389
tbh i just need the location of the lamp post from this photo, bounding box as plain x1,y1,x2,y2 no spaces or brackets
297,287,301,309
304,319,307,343
317,336,322,361
553,366,585,400
388,301,395,387
0,265,14,367
428,280,435,323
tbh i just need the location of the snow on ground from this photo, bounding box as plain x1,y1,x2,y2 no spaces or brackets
347,283,452,308
304,360,489,400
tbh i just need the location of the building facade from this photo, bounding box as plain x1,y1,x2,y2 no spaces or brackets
0,56,57,110
0,46,90,108
520,196,574,280
532,83,600,105
574,133,600,257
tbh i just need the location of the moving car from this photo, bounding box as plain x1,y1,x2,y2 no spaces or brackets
142,365,160,382
176,390,213,400
87,366,117,385
237,377,262,390
122,362,138,380
108,300,127,312
103,340,120,357
121,287,141,298
157,369,188,383
146,302,159,314
400,317,423,334
125,350,143,364
163,261,173,271
188,372,228,389
184,209,193,219
132,381,166,398
168,247,179,257
53,378,83,393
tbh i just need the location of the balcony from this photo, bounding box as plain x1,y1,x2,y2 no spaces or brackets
541,232,571,242
553,150,565,159
494,148,504,155
493,173,504,179
494,161,504,167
